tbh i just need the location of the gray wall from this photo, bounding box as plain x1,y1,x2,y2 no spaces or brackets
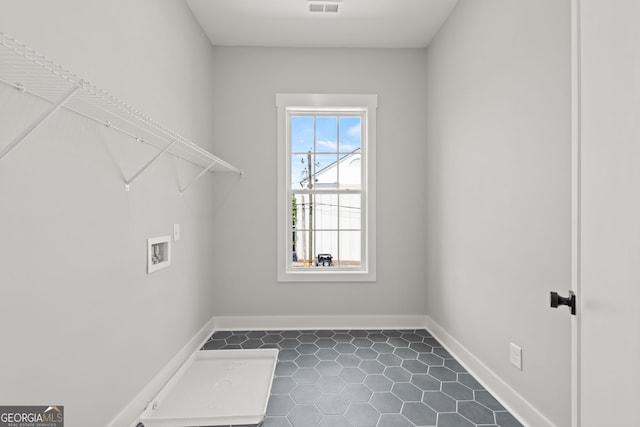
208,47,429,317
0,1,222,425
424,0,571,425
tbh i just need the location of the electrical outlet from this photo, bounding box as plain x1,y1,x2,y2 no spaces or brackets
510,343,522,370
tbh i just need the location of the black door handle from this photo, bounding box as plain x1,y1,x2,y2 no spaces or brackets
550,291,576,315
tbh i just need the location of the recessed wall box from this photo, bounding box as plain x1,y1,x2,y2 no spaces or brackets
148,236,171,273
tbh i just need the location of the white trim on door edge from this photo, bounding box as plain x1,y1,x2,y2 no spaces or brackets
570,0,582,426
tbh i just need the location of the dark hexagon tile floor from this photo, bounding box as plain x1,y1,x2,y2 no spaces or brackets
186,329,523,427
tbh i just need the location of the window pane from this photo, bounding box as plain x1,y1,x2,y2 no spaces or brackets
291,226,309,267
291,116,314,153
314,194,338,230
316,117,338,153
291,193,309,266
291,153,308,189
339,194,361,229
338,151,361,190
339,117,361,153
313,154,339,189
339,231,361,268
314,231,338,266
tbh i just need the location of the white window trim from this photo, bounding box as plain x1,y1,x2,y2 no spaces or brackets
276,93,377,282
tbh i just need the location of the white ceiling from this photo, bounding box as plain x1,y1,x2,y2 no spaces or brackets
185,0,459,49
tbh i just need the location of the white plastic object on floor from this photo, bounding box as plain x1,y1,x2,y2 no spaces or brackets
139,348,279,427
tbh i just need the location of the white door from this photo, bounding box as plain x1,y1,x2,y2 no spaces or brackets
573,0,640,425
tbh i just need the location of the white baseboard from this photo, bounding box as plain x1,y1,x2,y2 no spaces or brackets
424,315,555,427
212,314,428,331
106,316,217,427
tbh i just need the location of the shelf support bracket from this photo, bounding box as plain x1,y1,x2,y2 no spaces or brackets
0,82,81,161
179,159,218,194
124,139,177,191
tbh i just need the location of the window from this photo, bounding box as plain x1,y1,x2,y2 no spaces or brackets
276,94,377,282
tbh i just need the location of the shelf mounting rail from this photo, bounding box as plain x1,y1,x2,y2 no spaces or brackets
0,33,243,192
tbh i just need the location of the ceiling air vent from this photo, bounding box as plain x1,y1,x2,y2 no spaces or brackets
324,3,339,13
308,0,341,13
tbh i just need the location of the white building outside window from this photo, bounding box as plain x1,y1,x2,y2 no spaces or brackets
276,94,377,282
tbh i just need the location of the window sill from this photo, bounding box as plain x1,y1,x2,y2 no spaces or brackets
278,269,376,283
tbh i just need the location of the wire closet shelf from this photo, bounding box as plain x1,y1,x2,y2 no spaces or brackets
0,32,242,192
